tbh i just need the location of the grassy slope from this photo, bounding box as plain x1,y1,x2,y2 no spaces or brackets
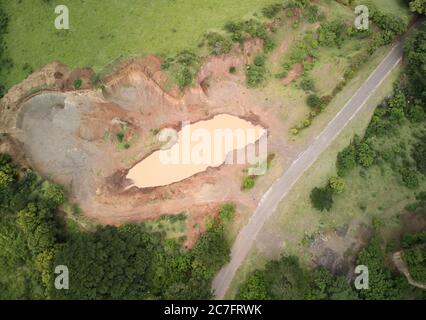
1,0,276,89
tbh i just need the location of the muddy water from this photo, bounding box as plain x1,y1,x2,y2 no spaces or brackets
126,114,266,188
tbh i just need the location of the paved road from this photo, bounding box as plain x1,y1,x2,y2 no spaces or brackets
212,41,404,299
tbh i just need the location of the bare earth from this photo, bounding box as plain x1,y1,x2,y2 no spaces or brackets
0,41,302,247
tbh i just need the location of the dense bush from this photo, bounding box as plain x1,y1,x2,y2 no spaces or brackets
403,245,426,283
262,3,283,19
246,55,267,87
300,77,315,92
412,136,426,176
176,67,193,90
242,176,256,190
310,186,334,211
306,94,320,108
336,144,357,177
205,32,233,55
238,255,357,300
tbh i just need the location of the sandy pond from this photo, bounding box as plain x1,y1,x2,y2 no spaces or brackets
126,114,266,188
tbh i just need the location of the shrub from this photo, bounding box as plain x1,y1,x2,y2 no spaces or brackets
356,141,375,168
310,186,334,211
329,176,345,194
400,167,419,189
262,3,283,19
254,54,266,67
73,79,82,89
229,66,237,74
176,67,193,90
205,32,232,55
242,176,255,190
219,203,236,223
304,5,322,23
116,131,125,143
300,77,315,92
306,94,320,108
246,55,267,87
337,144,357,176
263,37,276,53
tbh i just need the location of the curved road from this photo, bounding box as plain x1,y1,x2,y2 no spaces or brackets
212,40,404,299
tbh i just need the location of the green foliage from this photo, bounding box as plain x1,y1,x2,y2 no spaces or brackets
246,54,267,87
400,167,419,189
0,154,17,188
263,37,276,53
310,186,334,211
336,144,357,177
404,23,426,119
262,3,283,19
229,66,236,74
309,268,358,300
329,176,345,194
0,154,231,299
409,0,426,14
306,94,320,108
219,203,236,223
412,135,426,175
356,140,376,168
300,77,315,92
304,5,323,23
176,67,193,90
73,79,82,89
242,176,256,190
356,236,412,300
403,245,426,283
41,182,65,208
238,255,358,300
0,6,10,98
205,32,233,55
238,270,269,299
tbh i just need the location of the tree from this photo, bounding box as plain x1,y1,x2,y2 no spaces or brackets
310,187,334,211
306,94,320,108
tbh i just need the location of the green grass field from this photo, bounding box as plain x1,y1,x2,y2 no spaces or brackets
1,0,277,89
